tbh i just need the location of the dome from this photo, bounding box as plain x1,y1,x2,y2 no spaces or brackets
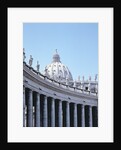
44,50,73,84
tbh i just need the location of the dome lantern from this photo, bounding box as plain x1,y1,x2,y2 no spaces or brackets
52,49,61,63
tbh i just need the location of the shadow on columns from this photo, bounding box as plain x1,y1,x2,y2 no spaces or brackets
92,106,98,127
70,103,74,127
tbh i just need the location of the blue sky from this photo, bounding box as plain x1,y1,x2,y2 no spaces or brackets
23,23,98,81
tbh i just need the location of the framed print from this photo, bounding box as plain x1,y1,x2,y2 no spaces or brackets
8,8,113,142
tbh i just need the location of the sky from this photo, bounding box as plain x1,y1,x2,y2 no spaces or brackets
23,23,98,81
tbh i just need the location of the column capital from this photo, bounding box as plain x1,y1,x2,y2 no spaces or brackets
58,99,62,103
23,86,25,93
81,104,85,107
36,92,40,97
28,89,32,93
44,95,48,99
51,97,55,100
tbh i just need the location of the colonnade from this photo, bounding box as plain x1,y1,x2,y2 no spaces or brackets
23,87,98,127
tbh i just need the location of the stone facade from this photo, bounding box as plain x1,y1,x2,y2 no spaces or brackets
23,49,98,127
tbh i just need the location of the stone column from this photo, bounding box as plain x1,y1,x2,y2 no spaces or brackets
43,96,48,127
27,89,33,127
95,107,98,127
89,106,93,127
33,107,35,127
35,93,40,127
81,105,85,127
51,98,55,127
74,103,77,127
58,100,62,127
66,102,70,127
25,106,27,127
23,86,25,127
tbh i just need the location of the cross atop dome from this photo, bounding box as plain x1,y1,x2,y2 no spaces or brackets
55,49,58,53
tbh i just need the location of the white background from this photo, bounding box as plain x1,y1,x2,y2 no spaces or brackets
8,8,113,142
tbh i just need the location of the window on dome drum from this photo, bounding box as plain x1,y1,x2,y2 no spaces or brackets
85,87,88,90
